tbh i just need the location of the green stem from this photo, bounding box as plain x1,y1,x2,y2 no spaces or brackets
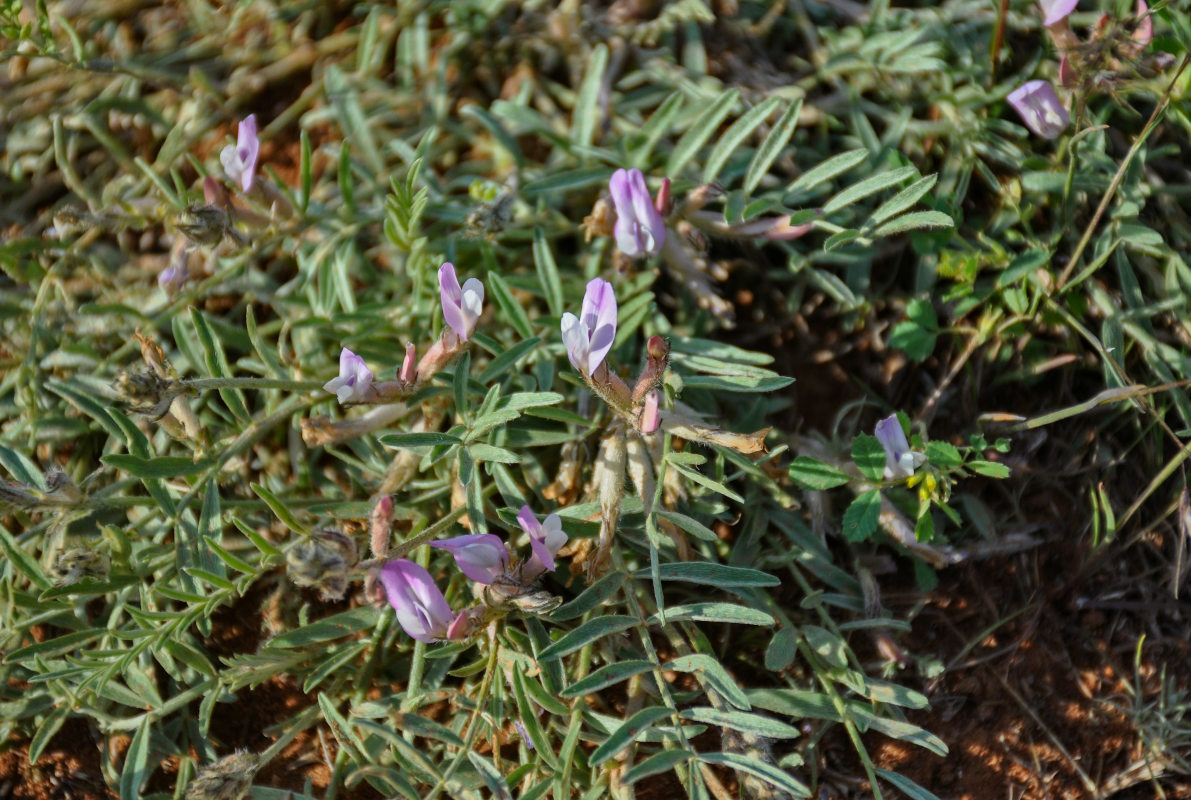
1054,54,1191,291
185,376,324,392
424,624,501,800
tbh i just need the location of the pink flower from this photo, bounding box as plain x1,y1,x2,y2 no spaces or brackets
516,505,567,577
220,115,260,192
430,534,509,584
560,278,617,376
1038,0,1078,26
609,168,666,258
639,390,660,435
323,347,374,404
439,262,484,342
1007,81,1070,140
379,559,456,643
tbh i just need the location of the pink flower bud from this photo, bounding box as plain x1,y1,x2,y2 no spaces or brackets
639,390,660,435
399,342,417,385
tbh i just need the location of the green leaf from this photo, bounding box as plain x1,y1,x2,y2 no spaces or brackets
655,510,718,542
537,615,637,661
646,602,774,627
251,483,311,537
325,64,385,175
666,89,740,177
101,454,209,480
589,707,672,766
118,715,153,800
533,227,564,317
697,752,810,797
379,432,463,448
622,749,695,786
787,148,867,196
801,625,848,670
513,670,559,769
924,440,962,468
764,627,799,671
571,43,608,151
869,210,953,238
744,98,802,195
851,434,886,482
823,166,917,215
393,712,465,748
875,769,943,800
788,456,851,490
461,103,524,168
268,607,379,648
190,307,250,423
28,706,69,765
703,96,781,184
632,562,780,588
0,445,46,491
842,490,881,542
663,654,751,710
0,524,53,591
477,337,540,384
968,460,1010,478
549,572,624,621
868,173,937,227
679,707,801,739
486,271,534,340
561,660,654,697
669,463,744,503
467,443,521,464
632,91,684,168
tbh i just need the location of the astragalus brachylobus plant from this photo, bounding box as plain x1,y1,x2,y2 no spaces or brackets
0,2,1089,797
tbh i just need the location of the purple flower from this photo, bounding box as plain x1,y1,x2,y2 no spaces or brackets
1038,0,1078,26
220,114,260,192
323,347,374,404
439,262,484,342
609,168,666,258
874,414,923,480
379,559,456,643
517,505,567,576
158,264,188,294
430,534,509,584
1007,81,1070,140
560,278,617,376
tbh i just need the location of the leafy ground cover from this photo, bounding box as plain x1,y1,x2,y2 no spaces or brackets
2,1,1190,799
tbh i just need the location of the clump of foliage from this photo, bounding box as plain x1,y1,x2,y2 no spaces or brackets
2,1,1190,799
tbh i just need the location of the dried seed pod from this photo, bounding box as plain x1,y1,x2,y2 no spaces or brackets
184,751,260,800
286,530,358,602
49,548,110,586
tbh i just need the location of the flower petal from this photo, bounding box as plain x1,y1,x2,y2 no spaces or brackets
431,534,508,584
380,559,454,643
560,313,588,373
439,262,468,339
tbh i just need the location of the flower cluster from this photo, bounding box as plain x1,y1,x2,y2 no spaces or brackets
379,506,567,643
1008,1,1154,140
321,262,484,407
